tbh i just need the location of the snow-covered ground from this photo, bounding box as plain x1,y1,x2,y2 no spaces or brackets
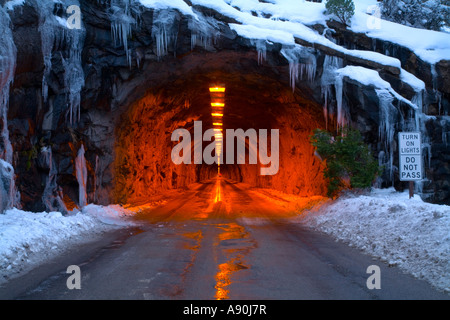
300,188,450,293
0,205,137,284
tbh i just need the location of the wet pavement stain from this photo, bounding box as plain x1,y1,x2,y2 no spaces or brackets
213,222,257,300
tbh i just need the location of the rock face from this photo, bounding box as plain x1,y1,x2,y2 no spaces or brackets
1,0,449,211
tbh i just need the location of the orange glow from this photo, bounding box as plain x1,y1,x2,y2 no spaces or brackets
214,178,222,203
214,223,251,300
210,87,226,93
210,84,226,175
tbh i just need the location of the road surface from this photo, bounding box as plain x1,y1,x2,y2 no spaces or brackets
1,178,448,300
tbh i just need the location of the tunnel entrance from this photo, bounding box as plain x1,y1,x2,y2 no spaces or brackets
114,70,327,205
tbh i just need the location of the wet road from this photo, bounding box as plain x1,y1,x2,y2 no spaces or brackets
2,178,449,300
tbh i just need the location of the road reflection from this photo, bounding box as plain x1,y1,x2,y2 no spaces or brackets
213,223,255,300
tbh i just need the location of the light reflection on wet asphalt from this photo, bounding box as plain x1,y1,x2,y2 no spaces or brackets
8,178,450,300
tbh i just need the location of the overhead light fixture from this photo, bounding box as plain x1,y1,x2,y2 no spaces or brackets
209,87,226,93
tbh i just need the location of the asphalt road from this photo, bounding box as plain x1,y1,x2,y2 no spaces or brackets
1,178,448,300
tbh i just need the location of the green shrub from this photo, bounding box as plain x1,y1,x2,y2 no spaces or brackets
310,127,379,198
325,0,355,26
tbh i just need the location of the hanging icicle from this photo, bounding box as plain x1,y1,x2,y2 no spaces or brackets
75,145,88,208
152,9,179,59
188,11,221,51
320,55,343,129
0,5,20,211
281,45,317,92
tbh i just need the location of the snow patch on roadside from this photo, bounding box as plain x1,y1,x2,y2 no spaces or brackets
0,205,136,284
301,188,450,293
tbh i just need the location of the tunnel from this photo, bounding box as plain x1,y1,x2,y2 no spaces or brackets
111,53,327,205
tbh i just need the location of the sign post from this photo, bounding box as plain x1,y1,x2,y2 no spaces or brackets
398,132,422,199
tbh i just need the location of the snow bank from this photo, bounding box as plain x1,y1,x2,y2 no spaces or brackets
0,205,136,283
301,188,450,293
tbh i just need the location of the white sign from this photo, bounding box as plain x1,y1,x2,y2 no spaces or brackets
399,132,422,181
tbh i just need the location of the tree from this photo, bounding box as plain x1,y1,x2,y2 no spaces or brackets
310,127,379,198
325,0,355,26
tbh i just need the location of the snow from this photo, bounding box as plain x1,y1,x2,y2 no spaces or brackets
229,24,295,46
139,0,196,17
351,0,450,64
137,0,449,81
0,205,137,283
301,188,450,293
335,65,418,110
4,0,25,11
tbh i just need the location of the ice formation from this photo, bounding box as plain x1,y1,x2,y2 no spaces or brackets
376,89,397,182
75,145,88,208
152,9,179,58
109,0,141,66
41,146,68,214
0,5,20,211
321,55,343,129
280,45,317,92
0,5,16,165
37,0,85,126
188,11,221,51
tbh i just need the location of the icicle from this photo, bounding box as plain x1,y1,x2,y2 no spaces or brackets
188,10,220,51
252,40,267,65
36,0,86,126
108,1,141,67
41,146,68,214
152,9,179,59
334,74,349,129
0,6,17,165
0,160,17,213
281,45,316,92
321,55,343,129
289,61,299,91
94,155,100,203
75,145,88,208
0,6,20,211
376,89,397,183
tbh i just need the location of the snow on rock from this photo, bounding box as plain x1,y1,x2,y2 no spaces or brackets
0,205,136,283
139,0,196,17
335,65,418,110
301,188,450,293
351,0,450,64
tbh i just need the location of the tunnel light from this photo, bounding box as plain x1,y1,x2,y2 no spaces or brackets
211,103,225,107
210,87,226,93
212,113,224,117
213,122,223,126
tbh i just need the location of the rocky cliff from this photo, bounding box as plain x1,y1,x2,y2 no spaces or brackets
0,0,448,212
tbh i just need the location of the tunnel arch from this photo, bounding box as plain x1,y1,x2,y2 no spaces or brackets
112,56,327,204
